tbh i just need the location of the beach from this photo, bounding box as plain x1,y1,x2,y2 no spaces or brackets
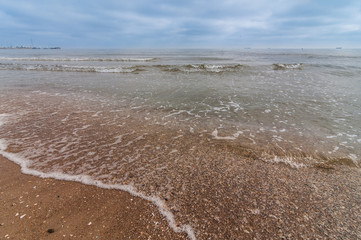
1,151,361,239
1,48,361,239
0,155,187,239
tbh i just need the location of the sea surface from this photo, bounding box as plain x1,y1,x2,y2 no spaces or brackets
1,48,361,239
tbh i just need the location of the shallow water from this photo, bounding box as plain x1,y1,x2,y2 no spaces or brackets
0,48,360,239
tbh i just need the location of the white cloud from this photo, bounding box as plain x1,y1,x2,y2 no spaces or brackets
0,0,360,47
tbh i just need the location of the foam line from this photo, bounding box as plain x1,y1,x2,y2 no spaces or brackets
0,57,157,62
266,155,307,169
0,139,196,240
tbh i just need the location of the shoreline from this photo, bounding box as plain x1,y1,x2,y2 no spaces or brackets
0,155,187,239
1,63,360,238
2,154,361,239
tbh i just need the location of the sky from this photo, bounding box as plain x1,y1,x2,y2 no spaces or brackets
0,0,360,48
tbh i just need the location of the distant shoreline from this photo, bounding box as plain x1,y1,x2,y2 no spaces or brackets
0,46,61,50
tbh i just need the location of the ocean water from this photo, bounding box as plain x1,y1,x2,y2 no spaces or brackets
1,48,361,238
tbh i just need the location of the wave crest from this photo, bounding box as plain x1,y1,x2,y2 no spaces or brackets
273,63,303,70
0,63,144,73
157,64,247,73
0,57,157,62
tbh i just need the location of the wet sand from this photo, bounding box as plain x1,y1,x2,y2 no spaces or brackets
1,91,361,239
0,156,187,240
1,153,361,240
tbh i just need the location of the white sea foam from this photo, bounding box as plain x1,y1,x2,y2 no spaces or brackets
0,138,196,240
348,154,358,163
0,57,157,62
326,135,337,139
96,68,135,73
266,156,307,169
227,100,243,112
1,63,141,73
163,110,198,119
273,63,303,70
211,128,243,140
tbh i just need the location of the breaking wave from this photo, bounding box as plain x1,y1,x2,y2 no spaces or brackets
0,63,144,73
0,57,157,62
0,63,250,74
273,63,303,70
0,138,196,240
0,61,331,74
156,64,248,73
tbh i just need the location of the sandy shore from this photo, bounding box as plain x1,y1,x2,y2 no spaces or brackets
0,156,187,240
1,91,361,239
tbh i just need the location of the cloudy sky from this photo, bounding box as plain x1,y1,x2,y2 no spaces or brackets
0,0,360,48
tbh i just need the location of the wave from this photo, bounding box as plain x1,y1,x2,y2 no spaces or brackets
273,63,303,70
0,138,196,240
0,63,144,73
0,57,157,62
0,62,315,74
157,64,247,73
0,63,250,74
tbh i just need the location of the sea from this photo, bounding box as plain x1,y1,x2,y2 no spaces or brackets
0,48,360,239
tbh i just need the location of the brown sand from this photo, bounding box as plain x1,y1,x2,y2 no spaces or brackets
0,156,187,240
1,91,361,239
